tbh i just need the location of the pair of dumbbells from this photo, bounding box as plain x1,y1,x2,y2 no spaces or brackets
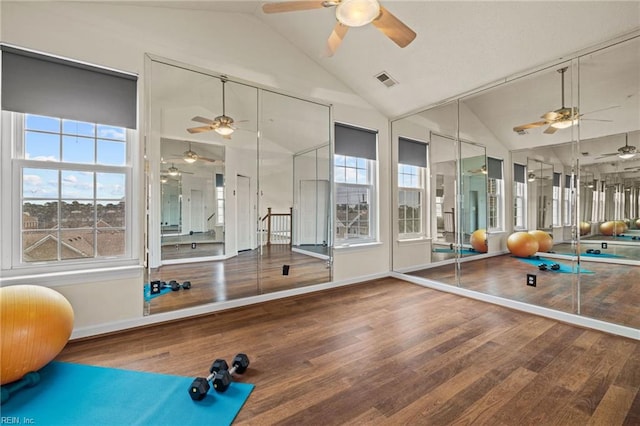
188,353,250,401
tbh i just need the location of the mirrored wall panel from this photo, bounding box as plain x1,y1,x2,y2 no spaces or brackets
393,34,639,330
145,57,332,315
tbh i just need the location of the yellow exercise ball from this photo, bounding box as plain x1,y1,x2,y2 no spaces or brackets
636,218,640,229
507,232,539,258
579,221,591,236
528,230,554,252
470,229,488,253
0,285,74,384
600,221,626,236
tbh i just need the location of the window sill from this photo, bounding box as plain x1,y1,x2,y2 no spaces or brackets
0,263,143,287
334,241,382,251
397,237,431,245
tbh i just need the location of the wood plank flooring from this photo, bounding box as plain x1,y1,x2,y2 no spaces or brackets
58,277,640,425
410,254,640,329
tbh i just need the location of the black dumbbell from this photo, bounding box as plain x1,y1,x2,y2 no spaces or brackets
1,371,40,403
538,263,548,271
550,263,560,270
213,354,250,393
188,358,229,401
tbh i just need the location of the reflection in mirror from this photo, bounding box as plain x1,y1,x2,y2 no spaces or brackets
257,90,332,293
145,57,332,315
160,140,225,262
527,158,554,231
460,140,487,251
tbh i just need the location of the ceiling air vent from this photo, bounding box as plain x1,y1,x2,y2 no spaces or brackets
375,71,398,88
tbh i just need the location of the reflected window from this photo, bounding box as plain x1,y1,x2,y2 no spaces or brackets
513,163,527,230
487,157,504,231
334,123,378,244
563,174,573,225
553,172,561,227
216,173,224,225
398,137,428,239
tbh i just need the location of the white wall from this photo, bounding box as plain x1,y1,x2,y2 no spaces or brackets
1,1,389,336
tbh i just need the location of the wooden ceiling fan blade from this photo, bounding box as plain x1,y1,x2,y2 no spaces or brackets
543,125,559,135
199,156,220,163
581,105,620,116
191,116,216,125
325,22,349,57
262,1,327,14
513,120,548,132
372,6,416,48
581,118,613,122
187,126,213,134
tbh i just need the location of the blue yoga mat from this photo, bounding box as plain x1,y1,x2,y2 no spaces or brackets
554,252,626,259
513,256,593,274
1,362,253,426
143,283,173,301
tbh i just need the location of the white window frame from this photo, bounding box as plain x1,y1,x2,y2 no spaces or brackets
488,176,504,232
334,154,377,245
398,164,426,239
1,111,137,274
514,180,527,230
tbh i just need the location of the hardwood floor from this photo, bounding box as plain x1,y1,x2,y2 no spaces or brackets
149,244,331,314
58,277,640,425
409,254,640,329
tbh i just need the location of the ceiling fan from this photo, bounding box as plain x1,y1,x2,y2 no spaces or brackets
513,67,615,135
262,0,417,56
597,133,636,160
187,78,237,138
466,165,487,175
161,163,193,177
180,142,221,164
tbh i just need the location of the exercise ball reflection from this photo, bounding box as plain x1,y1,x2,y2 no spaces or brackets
528,230,553,252
470,229,488,253
0,285,74,384
507,232,539,258
579,221,591,236
600,221,627,236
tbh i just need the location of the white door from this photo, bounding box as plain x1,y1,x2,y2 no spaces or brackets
299,179,329,245
237,175,252,251
190,189,204,233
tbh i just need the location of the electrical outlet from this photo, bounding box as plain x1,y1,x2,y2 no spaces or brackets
526,274,537,287
191,243,196,249
601,242,608,249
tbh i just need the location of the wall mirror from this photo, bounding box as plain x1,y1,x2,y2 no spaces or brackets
394,33,639,330
145,56,332,315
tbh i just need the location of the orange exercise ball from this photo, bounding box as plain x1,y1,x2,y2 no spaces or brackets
600,221,626,236
0,285,74,384
579,221,591,236
528,230,553,252
507,231,539,258
470,229,488,253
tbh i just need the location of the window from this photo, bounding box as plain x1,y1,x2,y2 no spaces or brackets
216,173,224,225
398,137,427,239
553,172,561,227
18,115,128,263
334,123,377,244
487,157,504,231
513,163,527,229
1,45,137,271
563,174,573,225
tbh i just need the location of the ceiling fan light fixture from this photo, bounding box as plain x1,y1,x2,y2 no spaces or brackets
528,173,536,182
550,119,578,129
168,165,180,176
336,0,380,27
619,152,636,160
183,150,198,163
215,123,234,136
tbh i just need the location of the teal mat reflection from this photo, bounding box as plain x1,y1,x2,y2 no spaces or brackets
514,256,593,274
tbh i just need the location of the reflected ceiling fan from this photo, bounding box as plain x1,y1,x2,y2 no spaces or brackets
187,78,238,139
513,67,615,135
466,165,487,174
161,163,193,177
179,142,221,164
262,0,416,56
597,133,636,160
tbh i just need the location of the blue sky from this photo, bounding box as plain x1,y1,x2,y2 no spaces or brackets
22,115,126,200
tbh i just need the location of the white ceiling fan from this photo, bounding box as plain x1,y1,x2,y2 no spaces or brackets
262,0,416,56
597,133,636,160
513,67,616,135
177,142,221,164
187,78,238,138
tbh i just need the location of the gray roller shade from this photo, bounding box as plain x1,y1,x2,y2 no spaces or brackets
335,123,377,160
553,172,561,187
514,163,526,183
1,45,137,129
565,175,572,189
487,157,503,180
216,173,224,187
398,137,427,168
